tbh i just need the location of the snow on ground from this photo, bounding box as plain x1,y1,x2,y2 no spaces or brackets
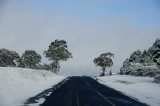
97,75,160,106
0,67,66,106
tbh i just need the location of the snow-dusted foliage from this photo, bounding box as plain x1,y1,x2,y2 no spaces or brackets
21,50,41,68
120,63,160,77
44,40,72,73
154,74,160,83
0,48,19,67
120,38,160,82
129,50,143,63
128,49,154,64
149,39,160,66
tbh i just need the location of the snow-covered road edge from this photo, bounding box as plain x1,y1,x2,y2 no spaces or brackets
97,75,160,106
23,77,70,106
0,67,66,106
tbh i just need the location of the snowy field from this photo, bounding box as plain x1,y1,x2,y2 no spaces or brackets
98,75,160,106
0,67,65,106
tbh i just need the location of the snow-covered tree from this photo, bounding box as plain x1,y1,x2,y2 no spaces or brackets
141,50,154,65
17,57,25,68
149,39,160,66
120,38,160,80
129,50,142,63
22,50,41,68
0,48,19,67
93,52,114,76
154,74,160,83
120,59,131,75
44,39,72,73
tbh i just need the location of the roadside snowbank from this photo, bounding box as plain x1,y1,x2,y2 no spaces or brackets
0,67,65,106
98,75,160,106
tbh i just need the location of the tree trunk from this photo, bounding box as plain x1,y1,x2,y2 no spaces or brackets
52,61,59,73
102,67,106,76
102,69,105,76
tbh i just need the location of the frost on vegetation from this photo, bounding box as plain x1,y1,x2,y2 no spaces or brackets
120,39,160,83
154,74,160,83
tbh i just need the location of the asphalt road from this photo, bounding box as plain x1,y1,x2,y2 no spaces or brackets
41,76,148,106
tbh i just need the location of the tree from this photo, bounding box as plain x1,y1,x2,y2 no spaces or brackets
141,50,154,65
120,59,131,75
42,63,52,71
0,48,19,67
129,50,142,63
109,70,113,76
17,57,25,68
120,38,160,77
93,52,114,76
22,50,41,68
149,39,160,66
44,39,72,73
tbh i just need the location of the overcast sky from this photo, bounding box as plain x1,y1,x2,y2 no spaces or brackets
0,0,160,76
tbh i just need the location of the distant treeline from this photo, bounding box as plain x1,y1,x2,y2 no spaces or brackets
0,39,72,72
0,48,51,70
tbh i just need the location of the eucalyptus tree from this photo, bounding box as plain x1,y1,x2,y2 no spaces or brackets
93,52,114,76
0,48,19,67
44,39,72,73
22,50,41,68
